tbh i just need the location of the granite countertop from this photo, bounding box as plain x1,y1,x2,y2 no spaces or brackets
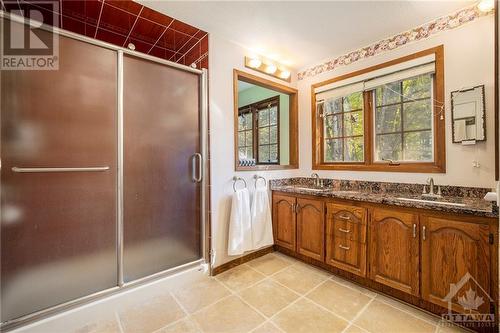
270,179,498,218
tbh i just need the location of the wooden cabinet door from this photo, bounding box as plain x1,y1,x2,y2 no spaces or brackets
326,204,367,277
296,198,325,261
369,208,420,296
272,194,296,251
421,215,490,314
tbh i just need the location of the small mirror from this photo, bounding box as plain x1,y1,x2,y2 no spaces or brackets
234,70,298,170
451,85,486,143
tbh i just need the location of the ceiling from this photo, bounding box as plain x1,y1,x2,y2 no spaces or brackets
139,0,474,70
238,81,255,92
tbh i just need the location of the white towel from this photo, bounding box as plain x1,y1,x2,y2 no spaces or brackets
250,184,274,250
228,188,253,256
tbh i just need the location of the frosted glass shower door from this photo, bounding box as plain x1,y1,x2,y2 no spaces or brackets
122,54,202,282
1,21,118,322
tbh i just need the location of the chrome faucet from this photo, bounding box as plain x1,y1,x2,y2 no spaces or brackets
423,177,441,198
311,173,323,187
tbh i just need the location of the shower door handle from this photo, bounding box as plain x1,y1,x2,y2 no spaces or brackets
192,153,203,183
12,166,110,173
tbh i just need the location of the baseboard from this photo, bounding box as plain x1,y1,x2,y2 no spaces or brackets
211,246,274,276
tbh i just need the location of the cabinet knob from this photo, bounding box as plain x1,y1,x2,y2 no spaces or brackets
422,226,427,241
338,228,351,233
338,215,350,220
412,224,417,238
338,244,350,250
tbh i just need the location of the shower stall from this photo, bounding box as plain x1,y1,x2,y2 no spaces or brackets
0,13,209,330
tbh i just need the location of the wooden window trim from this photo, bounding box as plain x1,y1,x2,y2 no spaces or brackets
238,96,281,165
234,69,299,171
311,45,445,173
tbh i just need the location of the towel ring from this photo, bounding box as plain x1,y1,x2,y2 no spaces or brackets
232,176,247,192
253,175,267,189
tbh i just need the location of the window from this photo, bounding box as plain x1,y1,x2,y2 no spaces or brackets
257,102,279,163
237,108,253,160
238,96,280,165
374,74,433,162
323,92,364,162
312,46,445,173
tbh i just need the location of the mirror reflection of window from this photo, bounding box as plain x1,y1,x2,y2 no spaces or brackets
237,110,253,160
237,80,290,166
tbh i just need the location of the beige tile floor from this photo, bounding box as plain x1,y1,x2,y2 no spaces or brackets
73,252,470,333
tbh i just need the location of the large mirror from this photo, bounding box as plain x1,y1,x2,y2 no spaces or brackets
233,70,298,170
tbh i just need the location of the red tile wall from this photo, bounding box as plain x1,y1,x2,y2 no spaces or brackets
1,0,208,69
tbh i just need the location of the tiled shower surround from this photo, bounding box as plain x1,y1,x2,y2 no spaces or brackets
0,0,209,69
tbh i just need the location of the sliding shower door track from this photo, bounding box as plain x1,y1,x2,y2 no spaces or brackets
0,259,205,332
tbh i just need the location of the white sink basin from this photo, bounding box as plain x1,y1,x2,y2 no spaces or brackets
396,197,466,207
293,186,329,192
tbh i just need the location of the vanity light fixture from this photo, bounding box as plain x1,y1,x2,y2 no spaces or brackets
265,64,277,74
248,57,262,68
280,70,291,80
244,56,292,82
477,0,494,12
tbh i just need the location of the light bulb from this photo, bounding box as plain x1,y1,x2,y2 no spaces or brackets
279,70,291,79
248,58,262,68
265,64,277,74
478,0,494,12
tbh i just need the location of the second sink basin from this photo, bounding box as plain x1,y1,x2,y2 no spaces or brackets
396,197,466,207
293,186,329,192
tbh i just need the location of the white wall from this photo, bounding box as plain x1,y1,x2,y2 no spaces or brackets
209,15,496,268
298,16,496,189
208,35,301,268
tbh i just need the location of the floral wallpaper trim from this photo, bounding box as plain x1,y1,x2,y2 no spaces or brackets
297,4,492,80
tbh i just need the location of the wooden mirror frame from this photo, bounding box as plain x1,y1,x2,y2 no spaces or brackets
233,69,299,171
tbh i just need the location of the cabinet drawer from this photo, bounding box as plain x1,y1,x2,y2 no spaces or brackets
327,235,367,277
332,237,363,267
327,203,367,243
333,218,365,242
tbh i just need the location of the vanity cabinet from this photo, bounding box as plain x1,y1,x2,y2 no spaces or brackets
271,190,497,326
325,203,367,277
271,193,325,260
296,198,325,261
420,215,491,313
369,208,420,296
272,193,296,251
